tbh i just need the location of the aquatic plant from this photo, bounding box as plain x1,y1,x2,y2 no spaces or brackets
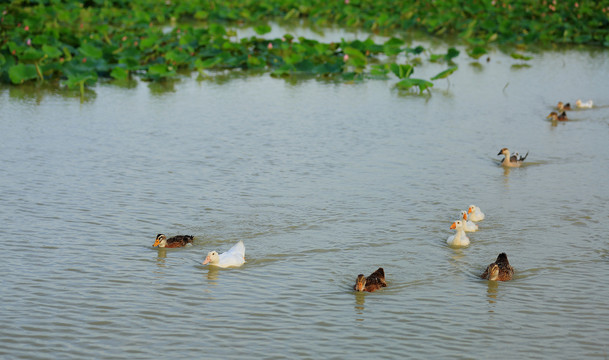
1,0,607,95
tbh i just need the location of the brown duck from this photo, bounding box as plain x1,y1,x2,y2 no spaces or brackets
557,101,571,111
547,111,568,122
153,234,194,248
481,253,514,281
354,267,387,292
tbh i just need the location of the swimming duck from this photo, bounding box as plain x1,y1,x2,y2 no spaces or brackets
497,147,528,167
447,220,470,247
547,111,568,122
481,252,514,281
557,101,571,111
460,210,479,232
202,240,246,268
467,205,485,222
153,234,194,248
576,99,593,108
353,267,387,292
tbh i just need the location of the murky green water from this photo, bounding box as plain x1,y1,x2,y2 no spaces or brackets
2,33,609,359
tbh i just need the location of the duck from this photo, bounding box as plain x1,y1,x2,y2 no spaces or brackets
547,111,568,122
467,205,485,222
447,220,470,247
481,252,514,281
353,267,387,292
202,240,245,268
576,99,593,108
460,210,479,232
153,234,194,248
497,147,528,167
557,101,571,111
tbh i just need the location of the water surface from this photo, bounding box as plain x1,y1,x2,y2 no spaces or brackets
1,37,609,359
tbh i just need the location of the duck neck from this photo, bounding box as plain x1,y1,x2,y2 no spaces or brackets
454,227,466,241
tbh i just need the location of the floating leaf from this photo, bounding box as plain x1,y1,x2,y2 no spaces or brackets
445,47,460,61
510,53,533,61
254,25,272,35
369,64,390,78
467,46,487,59
431,66,458,80
396,78,433,93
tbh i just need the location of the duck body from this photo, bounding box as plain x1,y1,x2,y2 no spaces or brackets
460,210,479,232
497,148,528,168
547,111,568,122
203,240,245,268
576,99,593,108
468,205,485,222
557,101,571,111
481,252,514,281
354,267,387,292
153,234,194,248
447,220,470,247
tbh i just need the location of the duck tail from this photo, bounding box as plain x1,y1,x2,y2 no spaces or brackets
520,151,529,161
496,252,510,266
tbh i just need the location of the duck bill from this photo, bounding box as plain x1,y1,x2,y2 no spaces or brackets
202,256,210,265
152,240,160,247
497,150,503,156
462,213,467,220
450,222,456,229
468,207,473,214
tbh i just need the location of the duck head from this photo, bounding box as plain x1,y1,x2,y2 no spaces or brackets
547,112,558,121
496,252,510,266
450,220,463,230
460,210,468,221
153,234,167,248
497,148,509,157
203,251,219,265
487,264,500,281
354,274,366,292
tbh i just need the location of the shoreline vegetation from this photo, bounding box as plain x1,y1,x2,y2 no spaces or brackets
1,0,608,95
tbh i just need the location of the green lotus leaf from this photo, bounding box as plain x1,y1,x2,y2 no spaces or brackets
110,66,129,80
467,46,487,59
42,45,62,59
79,43,103,59
254,25,272,35
20,48,44,61
8,64,38,84
431,66,458,80
390,63,414,79
510,53,533,61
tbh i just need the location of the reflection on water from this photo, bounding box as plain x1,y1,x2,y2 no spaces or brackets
486,280,499,304
206,266,220,282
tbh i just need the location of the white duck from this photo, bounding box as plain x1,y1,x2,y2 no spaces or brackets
447,220,470,247
468,205,485,222
576,99,593,108
460,210,479,232
202,240,246,268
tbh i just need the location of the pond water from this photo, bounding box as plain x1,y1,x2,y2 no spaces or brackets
1,31,609,359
